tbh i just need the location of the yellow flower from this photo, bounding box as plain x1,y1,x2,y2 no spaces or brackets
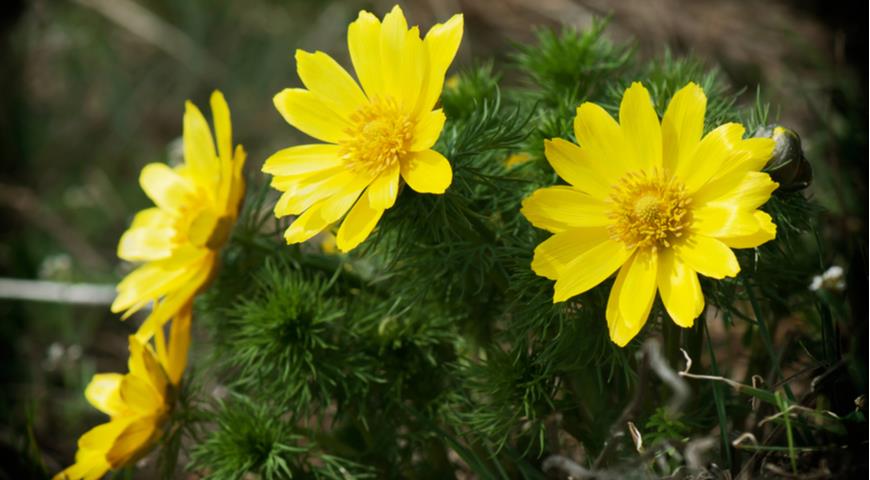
522,82,777,346
111,91,246,341
320,231,338,255
505,152,532,168
54,308,192,480
263,5,463,252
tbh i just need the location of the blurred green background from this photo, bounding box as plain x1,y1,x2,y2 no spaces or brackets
0,0,865,477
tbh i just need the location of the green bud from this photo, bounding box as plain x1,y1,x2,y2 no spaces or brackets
753,125,812,192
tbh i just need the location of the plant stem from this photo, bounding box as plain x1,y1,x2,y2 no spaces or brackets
740,276,795,401
662,317,681,379
703,319,732,469
812,224,840,363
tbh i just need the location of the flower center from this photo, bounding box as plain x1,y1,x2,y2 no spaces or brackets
340,98,413,177
609,170,691,251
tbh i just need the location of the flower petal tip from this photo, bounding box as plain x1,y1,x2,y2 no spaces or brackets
209,90,226,103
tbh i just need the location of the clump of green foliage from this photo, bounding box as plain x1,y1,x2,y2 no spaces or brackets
175,21,865,479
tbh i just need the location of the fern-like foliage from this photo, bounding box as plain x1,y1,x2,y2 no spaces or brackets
173,20,859,480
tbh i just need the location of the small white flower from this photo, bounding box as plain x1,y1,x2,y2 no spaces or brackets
43,342,65,371
809,265,846,292
47,342,65,362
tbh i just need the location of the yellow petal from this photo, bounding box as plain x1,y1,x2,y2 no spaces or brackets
336,191,384,252
111,263,191,315
139,163,194,212
657,249,704,328
273,170,360,217
78,419,128,452
270,175,297,191
606,250,658,346
417,13,463,115
53,449,110,480
543,138,611,199
605,300,646,346
133,258,213,342
411,109,446,152
295,50,368,118
679,123,744,192
379,5,408,96
662,82,706,173
694,171,778,211
84,373,125,417
618,250,658,327
553,238,634,302
348,10,383,99
128,336,169,399
674,235,740,279
183,101,219,191
68,420,128,478
262,144,344,176
573,103,630,185
273,88,350,144
117,227,175,262
284,199,333,245
400,27,425,110
531,227,613,280
153,320,168,373
719,210,777,249
118,371,162,414
269,166,342,195
368,165,400,210
692,204,762,238
320,184,368,223
128,207,173,231
105,416,160,468
166,302,192,385
619,82,662,171
210,90,233,163
520,186,610,233
708,137,775,184
210,91,236,210
400,149,452,194
226,144,247,213
111,248,208,315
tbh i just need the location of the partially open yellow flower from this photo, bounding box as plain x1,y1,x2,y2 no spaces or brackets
111,91,245,341
263,5,463,252
522,82,777,346
54,308,191,480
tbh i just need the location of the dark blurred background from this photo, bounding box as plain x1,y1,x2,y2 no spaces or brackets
0,0,865,477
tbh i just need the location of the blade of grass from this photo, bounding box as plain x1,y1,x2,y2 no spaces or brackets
776,391,798,474
703,319,732,469
741,276,795,401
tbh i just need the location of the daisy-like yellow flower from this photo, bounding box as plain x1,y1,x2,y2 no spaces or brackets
263,5,463,252
522,82,778,346
54,308,191,480
111,91,245,341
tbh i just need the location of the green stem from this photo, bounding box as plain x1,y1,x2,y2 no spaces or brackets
812,224,840,363
662,318,681,378
740,276,795,401
776,391,798,474
703,320,732,469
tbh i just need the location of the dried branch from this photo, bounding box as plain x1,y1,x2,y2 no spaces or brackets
72,0,224,77
0,278,116,305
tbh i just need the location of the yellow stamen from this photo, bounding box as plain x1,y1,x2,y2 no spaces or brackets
609,170,691,251
340,97,413,178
